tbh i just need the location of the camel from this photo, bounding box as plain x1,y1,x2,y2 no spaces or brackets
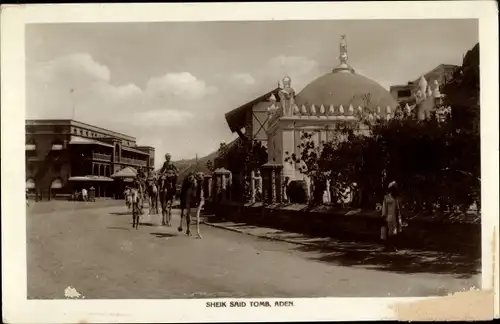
178,173,204,239
158,171,177,227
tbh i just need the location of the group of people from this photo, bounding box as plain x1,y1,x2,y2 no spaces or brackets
73,187,94,202
124,153,206,238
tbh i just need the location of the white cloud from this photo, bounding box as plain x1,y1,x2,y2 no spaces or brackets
232,73,256,85
26,53,220,164
256,55,322,93
146,72,217,100
133,110,194,127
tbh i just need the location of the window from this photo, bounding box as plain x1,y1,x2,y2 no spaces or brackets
398,89,412,98
53,163,62,173
86,131,89,137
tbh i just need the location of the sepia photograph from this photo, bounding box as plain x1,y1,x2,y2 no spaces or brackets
2,2,498,322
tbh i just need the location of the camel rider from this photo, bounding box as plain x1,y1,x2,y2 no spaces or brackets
160,153,178,176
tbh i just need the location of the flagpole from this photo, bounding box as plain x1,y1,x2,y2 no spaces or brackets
70,88,75,120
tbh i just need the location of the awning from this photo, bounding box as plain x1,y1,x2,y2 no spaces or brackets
25,144,36,151
111,166,137,178
69,136,113,148
26,178,35,189
122,146,149,155
51,179,63,189
51,144,64,151
68,176,114,182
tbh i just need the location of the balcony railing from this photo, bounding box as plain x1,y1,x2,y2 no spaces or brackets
92,153,112,161
121,157,147,167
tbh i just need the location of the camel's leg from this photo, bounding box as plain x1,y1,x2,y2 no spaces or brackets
161,198,166,226
167,199,173,226
178,207,184,232
195,202,203,239
185,207,192,236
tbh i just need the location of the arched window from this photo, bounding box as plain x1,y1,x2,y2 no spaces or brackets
53,163,62,173
26,178,35,190
50,178,63,189
26,138,36,151
51,139,64,151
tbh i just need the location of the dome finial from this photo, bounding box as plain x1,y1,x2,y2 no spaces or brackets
339,34,348,64
332,34,355,74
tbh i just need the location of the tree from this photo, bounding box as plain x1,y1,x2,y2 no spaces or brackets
214,139,267,174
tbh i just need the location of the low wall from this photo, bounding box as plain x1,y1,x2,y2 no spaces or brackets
212,202,481,255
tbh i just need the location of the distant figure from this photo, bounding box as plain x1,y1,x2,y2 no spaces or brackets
124,187,132,210
283,177,290,203
194,172,205,239
132,178,144,214
81,188,88,201
381,181,403,252
253,170,263,202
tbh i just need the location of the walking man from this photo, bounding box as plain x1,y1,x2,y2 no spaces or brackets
381,181,403,252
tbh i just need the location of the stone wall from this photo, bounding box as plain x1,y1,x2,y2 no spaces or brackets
212,202,481,255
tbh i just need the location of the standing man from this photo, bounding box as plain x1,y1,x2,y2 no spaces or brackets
81,187,88,201
381,181,403,252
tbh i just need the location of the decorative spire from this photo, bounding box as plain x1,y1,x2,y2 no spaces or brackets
339,34,348,63
310,104,317,115
332,34,355,74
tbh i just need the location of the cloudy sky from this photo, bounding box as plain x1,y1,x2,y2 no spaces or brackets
26,19,478,166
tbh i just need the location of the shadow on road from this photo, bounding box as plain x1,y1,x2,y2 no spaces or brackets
107,226,131,231
109,211,130,216
294,242,480,278
139,222,156,227
150,232,176,238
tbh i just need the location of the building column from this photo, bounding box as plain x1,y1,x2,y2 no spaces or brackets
261,163,283,205
250,170,256,203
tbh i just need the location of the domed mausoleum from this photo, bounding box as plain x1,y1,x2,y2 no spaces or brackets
295,71,398,117
260,35,400,203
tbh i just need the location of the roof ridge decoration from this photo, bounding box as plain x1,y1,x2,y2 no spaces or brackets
332,35,356,74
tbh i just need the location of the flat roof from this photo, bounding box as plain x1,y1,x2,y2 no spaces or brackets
26,119,136,142
122,146,150,155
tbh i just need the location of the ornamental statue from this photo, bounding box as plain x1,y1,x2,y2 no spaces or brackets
278,75,296,116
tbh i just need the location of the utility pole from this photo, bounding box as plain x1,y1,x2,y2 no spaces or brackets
70,88,75,120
